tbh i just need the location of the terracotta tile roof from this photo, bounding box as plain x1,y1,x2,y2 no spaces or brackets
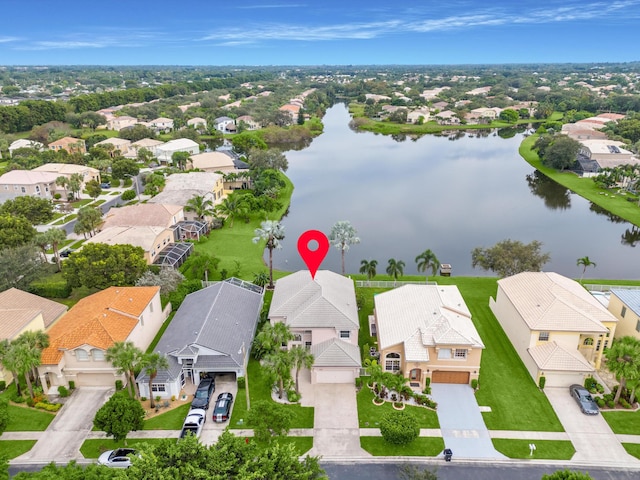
40,286,159,365
0,288,68,332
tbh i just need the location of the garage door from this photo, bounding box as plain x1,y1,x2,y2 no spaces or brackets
544,372,586,388
313,368,356,384
432,371,470,384
75,373,116,387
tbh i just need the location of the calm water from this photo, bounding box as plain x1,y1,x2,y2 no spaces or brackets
271,104,640,280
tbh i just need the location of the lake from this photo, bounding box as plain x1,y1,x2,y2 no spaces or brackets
271,104,639,280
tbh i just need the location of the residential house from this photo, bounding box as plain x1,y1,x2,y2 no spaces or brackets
578,139,637,170
186,117,207,131
372,285,484,388
149,172,225,220
434,110,460,125
8,139,44,156
127,138,165,159
156,139,200,164
187,151,250,191
94,137,132,156
0,288,67,385
32,163,100,187
0,170,58,201
38,286,167,393
607,289,640,340
147,117,174,134
407,109,430,124
268,270,361,384
107,115,139,131
466,86,492,96
489,272,618,387
466,107,501,124
213,116,235,133
236,115,260,130
278,104,301,121
48,137,86,154
136,278,263,399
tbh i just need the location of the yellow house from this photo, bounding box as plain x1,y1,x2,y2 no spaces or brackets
0,288,68,384
608,289,640,340
84,226,176,265
372,285,484,388
490,272,618,387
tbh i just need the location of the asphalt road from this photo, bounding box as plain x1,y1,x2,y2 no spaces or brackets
61,193,123,235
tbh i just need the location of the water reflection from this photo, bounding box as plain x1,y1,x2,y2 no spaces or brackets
621,226,640,247
589,203,628,224
526,171,571,210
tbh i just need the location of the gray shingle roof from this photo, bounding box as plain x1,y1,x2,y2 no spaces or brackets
611,289,640,316
138,279,263,382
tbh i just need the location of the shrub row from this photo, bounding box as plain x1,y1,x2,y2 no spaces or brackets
34,402,62,412
29,282,72,299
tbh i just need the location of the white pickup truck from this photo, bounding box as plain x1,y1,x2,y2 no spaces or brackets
178,408,206,439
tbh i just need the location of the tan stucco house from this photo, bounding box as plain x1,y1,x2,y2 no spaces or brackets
48,136,86,154
32,163,100,187
38,286,168,393
0,170,59,201
372,285,484,388
0,288,67,385
607,289,640,340
269,270,361,384
490,272,618,387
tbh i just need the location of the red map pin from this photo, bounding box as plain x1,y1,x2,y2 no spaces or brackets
297,230,330,280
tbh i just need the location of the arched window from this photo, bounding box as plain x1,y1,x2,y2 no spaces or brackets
385,353,401,372
91,349,105,361
583,338,594,346
75,349,88,361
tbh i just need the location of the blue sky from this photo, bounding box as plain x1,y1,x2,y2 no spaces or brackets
1,0,639,65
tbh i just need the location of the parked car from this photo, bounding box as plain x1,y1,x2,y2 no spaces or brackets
191,377,216,410
570,384,600,415
97,448,139,468
179,408,206,439
100,182,111,189
212,392,234,423
59,249,72,258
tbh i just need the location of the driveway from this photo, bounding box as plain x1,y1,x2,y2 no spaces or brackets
13,387,113,463
430,384,506,460
199,374,238,446
545,387,637,464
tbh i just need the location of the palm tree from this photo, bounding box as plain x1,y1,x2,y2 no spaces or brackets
359,259,378,284
386,258,406,283
253,271,269,287
140,352,169,408
185,194,215,223
252,220,285,289
55,176,69,200
254,322,294,359
12,342,41,399
68,173,83,200
605,336,640,405
328,220,360,275
0,339,22,396
17,330,49,388
215,195,247,228
415,249,440,278
106,341,144,399
263,350,292,400
290,345,314,395
577,256,597,283
47,228,67,272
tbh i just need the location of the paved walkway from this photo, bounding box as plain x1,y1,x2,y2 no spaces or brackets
430,384,507,459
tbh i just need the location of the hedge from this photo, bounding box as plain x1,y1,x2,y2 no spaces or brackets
29,282,72,299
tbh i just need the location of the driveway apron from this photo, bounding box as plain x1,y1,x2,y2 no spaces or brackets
13,387,113,463
430,384,506,459
545,387,637,464
307,383,369,458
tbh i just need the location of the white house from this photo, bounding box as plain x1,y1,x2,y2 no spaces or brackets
156,139,200,164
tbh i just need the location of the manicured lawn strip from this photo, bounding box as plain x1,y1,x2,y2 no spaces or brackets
146,312,175,353
0,385,57,431
438,276,563,432
520,135,640,227
492,439,575,459
143,403,192,430
0,440,37,459
52,214,77,225
272,436,313,455
357,387,439,429
80,438,167,458
360,437,444,456
602,410,640,435
622,443,640,459
230,356,314,430
71,199,92,208
194,173,293,281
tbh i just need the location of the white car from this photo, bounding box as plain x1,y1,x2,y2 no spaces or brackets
179,408,206,439
98,448,139,468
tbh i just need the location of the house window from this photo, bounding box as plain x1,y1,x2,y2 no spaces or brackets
305,341,312,349
339,330,350,339
437,348,451,360
454,349,467,359
91,349,105,361
636,320,640,333
596,339,602,351
583,338,594,346
21,187,26,193
149,302,154,313
151,384,166,393
385,353,401,372
622,306,627,318
75,349,89,361
538,332,550,342
293,334,302,342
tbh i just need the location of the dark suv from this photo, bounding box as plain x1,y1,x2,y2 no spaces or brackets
191,377,215,409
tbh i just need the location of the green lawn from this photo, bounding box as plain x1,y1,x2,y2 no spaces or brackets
519,135,640,227
230,357,314,429
0,386,57,431
143,403,192,430
0,440,37,460
272,436,313,455
360,437,444,456
602,410,640,435
71,199,92,208
80,438,167,458
357,387,439,429
622,443,640,460
51,214,77,225
492,439,575,459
